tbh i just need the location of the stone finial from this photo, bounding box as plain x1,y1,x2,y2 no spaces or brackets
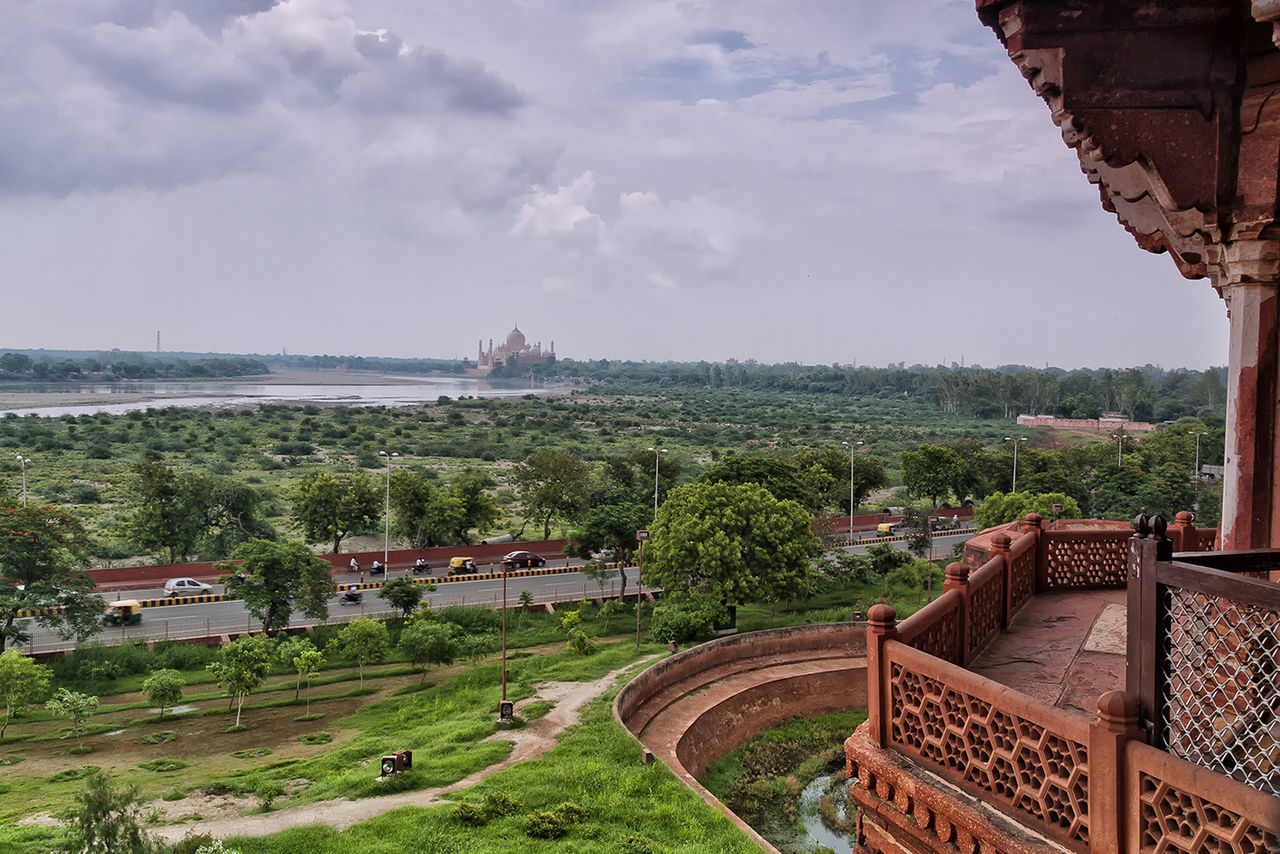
868,603,897,628
1175,510,1195,525
1096,690,1140,726
1151,514,1168,538
945,562,970,585
1134,514,1151,536
990,532,1012,553
1023,513,1043,529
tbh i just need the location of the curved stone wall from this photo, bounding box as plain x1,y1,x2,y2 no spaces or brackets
614,623,869,852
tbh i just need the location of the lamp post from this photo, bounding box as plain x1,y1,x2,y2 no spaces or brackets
14,454,27,506
1188,430,1208,482
1110,432,1125,467
841,440,863,537
1003,437,1027,492
378,451,398,566
647,447,667,519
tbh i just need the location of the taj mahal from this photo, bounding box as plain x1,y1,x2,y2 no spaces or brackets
470,325,555,375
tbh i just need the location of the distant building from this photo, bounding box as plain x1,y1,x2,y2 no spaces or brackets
1015,412,1157,433
470,326,555,376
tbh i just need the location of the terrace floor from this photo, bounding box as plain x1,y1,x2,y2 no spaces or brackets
967,588,1128,718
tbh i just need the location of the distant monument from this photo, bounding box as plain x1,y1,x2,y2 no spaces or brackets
471,325,555,375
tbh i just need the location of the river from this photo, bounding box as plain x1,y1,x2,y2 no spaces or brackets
0,373,565,418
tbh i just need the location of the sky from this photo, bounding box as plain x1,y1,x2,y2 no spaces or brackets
0,0,1230,370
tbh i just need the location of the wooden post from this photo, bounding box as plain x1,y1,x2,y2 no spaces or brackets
944,562,971,664
1126,516,1163,745
1089,690,1144,852
866,604,898,749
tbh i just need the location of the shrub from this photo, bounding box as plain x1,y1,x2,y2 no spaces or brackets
553,801,587,824
524,810,571,839
435,605,501,633
648,597,724,644
619,835,657,854
256,780,284,810
153,642,217,672
168,834,215,854
452,802,487,826
299,732,332,745
483,791,524,817
137,758,187,773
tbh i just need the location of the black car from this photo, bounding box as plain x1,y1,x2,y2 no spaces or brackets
502,550,546,569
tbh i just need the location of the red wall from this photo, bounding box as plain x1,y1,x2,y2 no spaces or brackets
86,540,569,589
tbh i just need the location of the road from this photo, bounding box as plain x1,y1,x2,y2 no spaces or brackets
21,532,973,654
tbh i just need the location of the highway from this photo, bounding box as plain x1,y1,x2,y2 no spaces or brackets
20,531,974,654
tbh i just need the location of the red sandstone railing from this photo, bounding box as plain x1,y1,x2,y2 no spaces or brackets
856,512,1280,853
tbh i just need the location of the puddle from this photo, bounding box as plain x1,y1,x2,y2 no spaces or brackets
162,705,198,715
796,773,854,854
107,730,125,736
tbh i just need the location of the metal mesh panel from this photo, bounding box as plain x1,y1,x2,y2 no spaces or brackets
1161,586,1280,796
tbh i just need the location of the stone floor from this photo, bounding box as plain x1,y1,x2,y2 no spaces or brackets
968,588,1128,718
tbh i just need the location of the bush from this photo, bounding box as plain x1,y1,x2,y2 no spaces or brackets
483,791,524,817
619,835,657,854
256,780,284,810
451,802,487,826
524,810,571,839
435,605,501,633
648,597,725,644
153,642,217,672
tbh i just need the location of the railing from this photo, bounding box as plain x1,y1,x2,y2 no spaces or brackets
857,512,1280,852
1127,528,1280,798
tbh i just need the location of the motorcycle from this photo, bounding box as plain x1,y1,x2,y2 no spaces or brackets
339,585,363,605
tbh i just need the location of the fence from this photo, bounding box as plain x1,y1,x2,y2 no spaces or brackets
857,511,1280,853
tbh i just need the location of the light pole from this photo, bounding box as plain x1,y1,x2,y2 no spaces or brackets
647,447,667,519
842,440,863,536
378,451,398,566
1003,437,1027,492
14,454,27,506
1188,430,1208,482
1110,432,1125,467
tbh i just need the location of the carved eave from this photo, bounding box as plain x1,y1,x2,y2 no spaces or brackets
977,0,1280,288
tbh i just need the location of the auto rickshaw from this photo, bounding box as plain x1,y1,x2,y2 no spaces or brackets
875,522,897,536
103,600,142,626
448,556,477,576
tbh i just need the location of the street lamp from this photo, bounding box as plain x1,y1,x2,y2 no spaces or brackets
1188,430,1208,482
1003,437,1027,493
647,447,667,519
1110,432,1125,467
378,451,399,566
841,440,863,535
14,454,27,506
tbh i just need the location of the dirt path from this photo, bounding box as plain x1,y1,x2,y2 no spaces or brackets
150,659,652,844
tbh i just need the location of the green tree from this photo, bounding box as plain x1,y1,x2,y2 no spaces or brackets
207,633,274,727
513,448,593,540
794,446,889,514
974,492,1082,528
696,456,817,509
142,669,184,721
290,472,381,554
61,771,158,854
124,460,206,564
219,539,332,634
399,619,459,683
379,576,432,617
47,688,99,751
278,639,324,715
442,469,500,544
388,468,440,548
0,649,50,737
864,542,916,599
899,509,933,561
644,481,821,605
900,445,964,507
0,503,101,653
332,617,389,687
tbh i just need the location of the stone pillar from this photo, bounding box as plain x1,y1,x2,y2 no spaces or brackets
1216,240,1280,549
1088,690,1145,853
944,563,971,664
1170,510,1196,553
866,604,897,749
990,531,1013,627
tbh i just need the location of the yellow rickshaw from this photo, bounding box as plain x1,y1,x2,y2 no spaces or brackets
103,600,142,626
448,557,477,576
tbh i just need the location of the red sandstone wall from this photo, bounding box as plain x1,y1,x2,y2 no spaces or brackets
86,540,568,589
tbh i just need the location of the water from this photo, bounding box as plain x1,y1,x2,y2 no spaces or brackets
795,773,854,854
0,375,563,417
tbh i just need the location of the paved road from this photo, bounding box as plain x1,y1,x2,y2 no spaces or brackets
23,532,973,654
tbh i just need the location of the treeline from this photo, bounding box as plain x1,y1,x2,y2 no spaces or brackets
546,360,1227,423
0,352,268,381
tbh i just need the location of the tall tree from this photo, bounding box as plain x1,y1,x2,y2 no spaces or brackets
444,469,499,544
0,503,101,653
219,539,331,634
332,617,389,688
900,445,963,507
644,481,821,605
290,472,380,553
388,468,439,548
513,448,593,540
0,649,50,737
125,460,205,564
697,456,817,509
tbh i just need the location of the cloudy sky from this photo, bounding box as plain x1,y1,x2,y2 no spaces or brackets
0,0,1228,370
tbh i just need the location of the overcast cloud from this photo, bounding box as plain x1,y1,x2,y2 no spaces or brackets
0,0,1228,369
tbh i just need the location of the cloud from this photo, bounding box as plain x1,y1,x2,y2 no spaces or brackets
649,271,678,290
510,172,604,242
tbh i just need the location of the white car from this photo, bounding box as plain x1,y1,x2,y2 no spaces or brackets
164,577,214,597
